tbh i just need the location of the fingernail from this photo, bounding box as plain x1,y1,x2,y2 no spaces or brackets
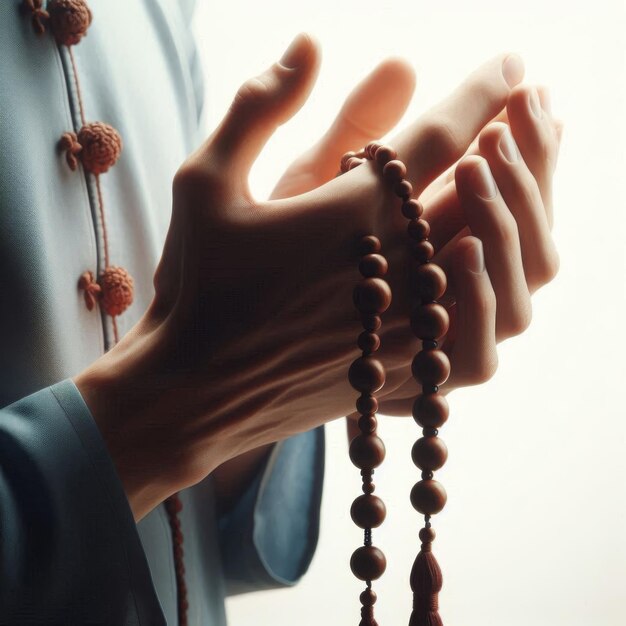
499,127,519,163
502,54,525,87
529,88,543,118
470,159,497,199
465,239,485,274
279,33,310,69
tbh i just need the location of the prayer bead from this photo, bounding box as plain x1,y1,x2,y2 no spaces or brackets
411,350,451,387
410,479,447,515
349,356,385,393
410,303,450,340
350,546,387,581
349,434,386,470
350,494,387,529
411,437,448,471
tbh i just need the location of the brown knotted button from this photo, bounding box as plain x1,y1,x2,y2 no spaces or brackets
99,266,134,316
76,122,122,174
48,0,92,46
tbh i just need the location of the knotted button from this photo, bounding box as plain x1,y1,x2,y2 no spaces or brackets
99,266,134,316
78,266,134,316
60,122,122,174
76,122,122,174
48,0,92,46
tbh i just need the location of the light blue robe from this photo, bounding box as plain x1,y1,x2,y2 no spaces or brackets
0,1,325,624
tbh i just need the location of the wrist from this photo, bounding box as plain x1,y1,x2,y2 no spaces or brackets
72,316,201,521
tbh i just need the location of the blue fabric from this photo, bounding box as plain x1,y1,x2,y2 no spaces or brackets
0,378,164,625
219,426,325,595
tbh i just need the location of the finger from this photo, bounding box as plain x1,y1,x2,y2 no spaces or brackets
315,58,416,174
478,122,560,293
455,155,532,342
442,236,499,388
507,84,559,225
391,53,525,192
375,237,497,413
194,33,322,196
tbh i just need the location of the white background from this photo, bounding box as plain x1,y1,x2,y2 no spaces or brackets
192,1,626,624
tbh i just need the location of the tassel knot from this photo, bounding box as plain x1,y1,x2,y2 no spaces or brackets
59,131,82,171
78,270,101,311
21,0,50,35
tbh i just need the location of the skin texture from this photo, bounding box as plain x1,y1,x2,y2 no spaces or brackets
73,34,562,522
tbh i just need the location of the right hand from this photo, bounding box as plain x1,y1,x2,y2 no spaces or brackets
74,34,526,520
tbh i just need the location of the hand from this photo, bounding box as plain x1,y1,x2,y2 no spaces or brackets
73,34,527,521
371,84,562,419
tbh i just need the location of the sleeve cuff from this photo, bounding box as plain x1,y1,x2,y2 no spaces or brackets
218,425,325,596
0,378,165,624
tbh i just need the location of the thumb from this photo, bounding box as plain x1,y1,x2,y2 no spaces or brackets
201,32,321,195
319,57,416,165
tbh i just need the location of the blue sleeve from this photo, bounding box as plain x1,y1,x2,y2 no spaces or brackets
0,379,165,625
217,425,325,595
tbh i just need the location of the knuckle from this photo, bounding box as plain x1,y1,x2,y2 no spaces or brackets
464,350,499,386
232,75,272,109
420,117,462,166
478,352,499,384
503,300,533,338
495,212,521,250
173,158,221,201
536,247,561,286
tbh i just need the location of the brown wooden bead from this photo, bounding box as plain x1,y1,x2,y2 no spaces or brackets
357,235,381,256
410,479,447,515
394,179,413,199
359,253,388,278
350,546,387,581
361,314,382,332
360,588,377,606
363,481,375,495
414,263,447,301
382,159,407,182
374,145,397,167
411,437,448,471
350,494,387,528
357,331,381,353
407,218,431,240
411,350,451,386
353,277,392,314
349,434,386,470
402,199,424,220
411,240,435,263
412,393,449,428
356,394,378,415
410,303,450,340
349,356,385,393
419,527,436,544
358,414,377,434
